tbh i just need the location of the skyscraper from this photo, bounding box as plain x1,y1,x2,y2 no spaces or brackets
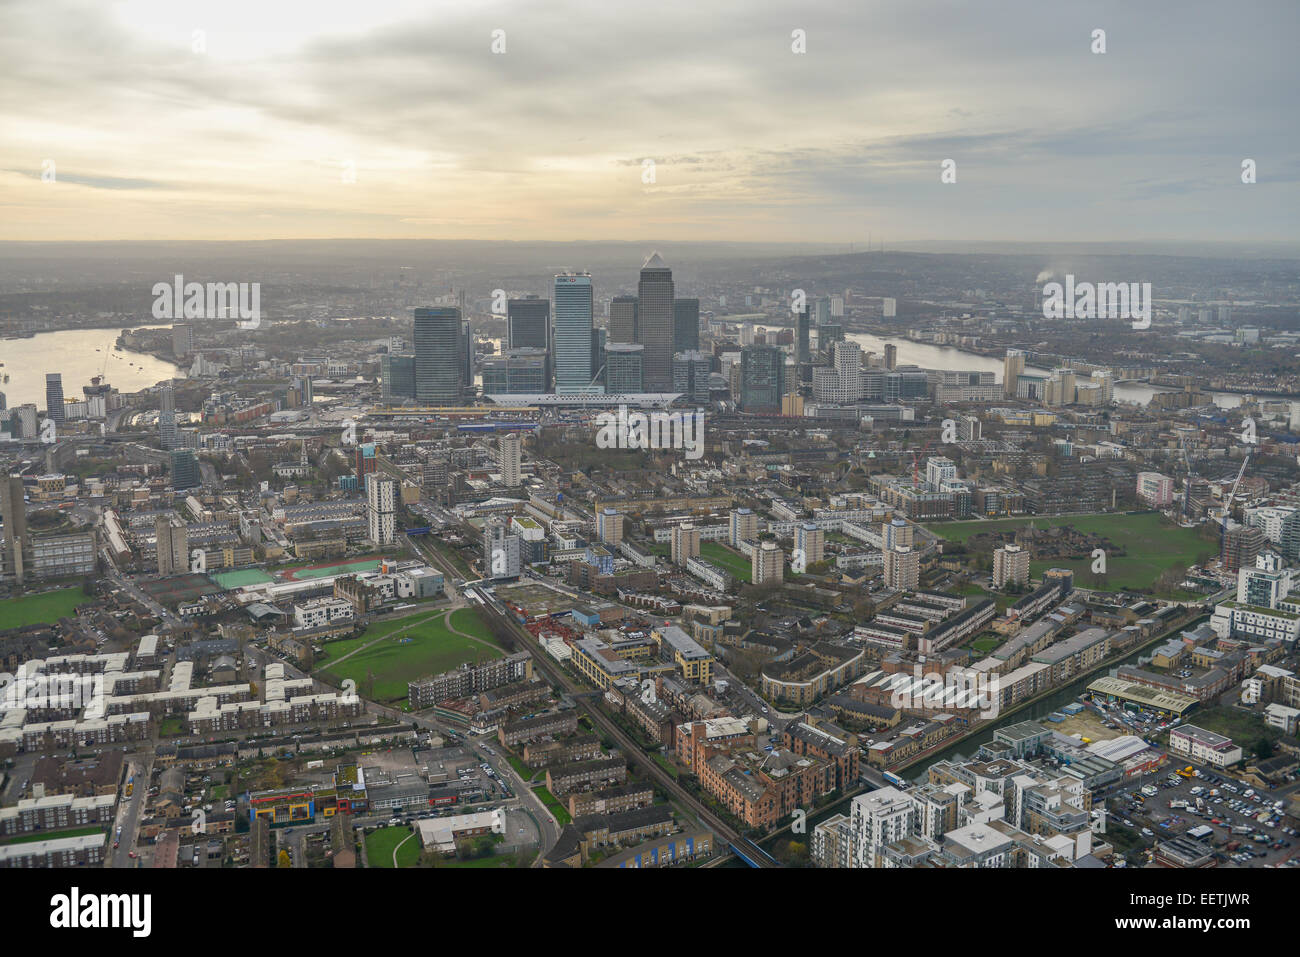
739,345,785,413
366,473,399,546
0,474,28,585
170,449,200,490
673,298,700,355
554,273,597,393
381,354,417,403
795,306,811,365
637,253,674,392
609,296,638,344
507,296,549,351
484,520,522,579
158,381,178,450
45,373,64,423
1004,349,1025,398
671,351,710,404
155,515,188,576
604,343,644,393
413,307,464,404
172,322,195,357
498,432,522,487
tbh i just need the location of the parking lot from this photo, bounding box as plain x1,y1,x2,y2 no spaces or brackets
1107,764,1300,867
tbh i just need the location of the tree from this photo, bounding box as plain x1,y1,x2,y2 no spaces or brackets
277,849,291,868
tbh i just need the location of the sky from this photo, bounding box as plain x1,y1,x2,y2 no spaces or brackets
1,0,1297,243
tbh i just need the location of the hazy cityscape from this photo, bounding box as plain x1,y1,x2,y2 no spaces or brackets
0,0,1295,937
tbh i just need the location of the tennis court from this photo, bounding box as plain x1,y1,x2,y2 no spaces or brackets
281,556,386,581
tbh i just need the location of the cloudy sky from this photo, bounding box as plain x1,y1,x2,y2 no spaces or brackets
1,0,1296,243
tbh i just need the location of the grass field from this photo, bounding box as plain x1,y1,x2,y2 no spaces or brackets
210,568,277,589
365,826,421,868
283,557,384,581
317,608,503,704
701,541,751,583
969,634,1001,655
0,588,85,630
0,825,104,845
926,512,1212,596
532,786,572,825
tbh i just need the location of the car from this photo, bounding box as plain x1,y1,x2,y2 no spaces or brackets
113,840,120,849
127,851,136,859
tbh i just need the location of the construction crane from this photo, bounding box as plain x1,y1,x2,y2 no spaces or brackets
1216,450,1253,559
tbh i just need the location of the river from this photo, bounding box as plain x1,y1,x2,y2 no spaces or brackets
0,326,181,411
845,332,1243,410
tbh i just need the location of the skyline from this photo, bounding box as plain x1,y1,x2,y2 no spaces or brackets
1,0,1297,244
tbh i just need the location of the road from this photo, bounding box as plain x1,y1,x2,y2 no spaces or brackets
470,586,776,867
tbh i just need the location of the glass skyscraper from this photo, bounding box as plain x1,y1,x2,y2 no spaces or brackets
45,373,64,423
413,307,464,403
637,252,674,392
673,297,700,354
554,273,598,393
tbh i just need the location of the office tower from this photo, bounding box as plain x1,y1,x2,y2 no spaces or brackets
507,296,549,351
729,508,757,548
0,392,5,414
883,544,919,590
819,324,844,350
925,456,957,492
413,306,465,404
993,544,1030,589
795,307,811,365
0,475,27,585
366,473,399,546
882,298,897,318
673,298,700,354
884,343,898,369
172,322,195,357
609,296,639,344
671,522,700,566
752,540,784,585
672,351,711,404
739,323,756,347
1280,511,1300,562
158,382,178,450
481,349,548,394
381,354,416,403
814,296,831,326
738,345,785,413
554,272,597,394
597,508,624,545
604,343,644,393
1004,349,1025,398
499,432,522,487
155,515,188,576
170,449,200,490
295,375,314,406
637,252,675,391
796,524,825,565
45,373,64,423
484,520,522,579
